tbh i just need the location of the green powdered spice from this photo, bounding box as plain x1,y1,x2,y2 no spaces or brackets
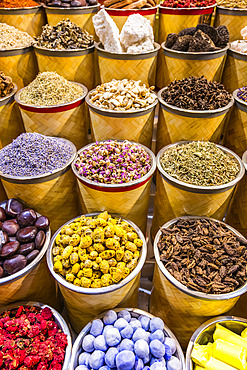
160,141,240,186
19,72,84,106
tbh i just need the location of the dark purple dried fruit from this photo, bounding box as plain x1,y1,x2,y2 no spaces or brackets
35,216,50,231
0,207,6,222
5,199,24,218
0,200,7,210
26,250,39,264
17,209,37,228
18,243,35,256
0,230,8,247
3,255,27,275
35,231,46,250
2,220,20,236
16,226,38,243
0,241,20,258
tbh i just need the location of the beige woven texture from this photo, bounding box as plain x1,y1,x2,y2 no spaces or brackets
58,272,140,333
156,105,229,153
2,169,80,233
108,13,156,31
0,181,6,201
90,109,155,149
97,53,157,86
35,50,95,90
0,8,46,36
150,264,239,349
46,11,95,36
0,51,38,89
151,171,235,239
215,12,246,42
20,102,89,150
77,178,151,234
223,105,247,157
0,100,24,149
222,54,247,93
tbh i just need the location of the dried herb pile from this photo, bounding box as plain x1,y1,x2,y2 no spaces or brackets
0,23,34,50
158,218,247,294
161,76,232,110
0,71,14,98
160,141,240,187
35,19,94,50
217,0,247,8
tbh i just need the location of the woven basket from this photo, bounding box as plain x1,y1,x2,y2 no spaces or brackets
0,84,24,149
44,4,99,36
215,6,247,42
0,181,6,202
47,214,147,333
0,138,80,233
86,93,158,149
15,82,88,150
222,47,247,93
156,90,234,154
95,42,159,86
150,216,247,349
0,5,46,37
151,141,245,240
34,45,95,91
0,47,38,89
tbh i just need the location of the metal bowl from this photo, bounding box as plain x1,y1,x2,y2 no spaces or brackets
33,44,95,56
161,43,229,60
43,3,99,13
95,42,160,59
70,308,185,370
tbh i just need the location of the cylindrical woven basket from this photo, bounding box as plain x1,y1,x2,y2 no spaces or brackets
72,141,156,234
0,181,6,201
0,84,24,149
47,214,147,333
86,93,158,149
0,138,80,233
0,47,38,89
44,4,99,36
222,47,247,93
0,5,46,36
156,91,234,154
105,6,158,31
186,316,247,370
95,42,160,86
151,141,245,239
15,82,89,150
150,216,247,349
70,308,185,370
215,6,247,42
34,45,95,91
0,301,72,369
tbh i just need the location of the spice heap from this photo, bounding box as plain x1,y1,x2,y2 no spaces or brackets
0,305,67,369
35,20,94,50
0,198,49,277
162,0,215,7
0,0,39,7
237,86,247,103
158,217,247,294
0,133,73,177
104,0,158,10
165,24,229,52
75,309,182,370
231,27,247,53
90,80,156,111
217,0,247,8
0,23,34,50
53,212,143,288
18,72,84,106
160,141,239,186
93,10,154,53
0,71,14,98
74,140,151,184
161,76,232,110
46,0,97,7
192,323,247,369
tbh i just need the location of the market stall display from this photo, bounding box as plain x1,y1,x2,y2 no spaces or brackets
47,212,147,333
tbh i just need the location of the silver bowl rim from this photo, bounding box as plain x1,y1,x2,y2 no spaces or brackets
33,43,95,53
72,139,156,189
159,3,215,9
105,4,158,11
0,300,72,370
0,83,17,104
154,215,247,300
0,44,34,52
0,4,42,9
242,150,247,171
95,41,160,56
43,3,99,10
46,212,147,295
217,4,247,11
161,42,229,56
70,307,185,370
156,140,245,192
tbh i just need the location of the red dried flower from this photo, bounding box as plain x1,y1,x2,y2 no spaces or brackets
41,308,53,321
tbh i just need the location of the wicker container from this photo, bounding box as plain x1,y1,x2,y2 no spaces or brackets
150,216,247,349
15,82,88,150
86,93,158,149
222,47,247,93
0,84,24,149
156,91,234,154
0,301,72,369
186,316,247,370
34,45,95,91
47,215,147,333
0,182,6,201
0,138,80,233
151,141,245,239
72,141,156,234
95,42,160,86
0,47,38,89
0,5,46,37
44,4,99,36
70,308,185,370
215,6,247,42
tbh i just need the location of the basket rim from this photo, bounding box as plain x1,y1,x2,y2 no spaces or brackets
0,83,17,105
105,4,158,11
217,4,247,11
43,3,99,10
161,42,229,56
159,3,215,9
0,4,42,10
46,213,147,295
0,45,33,53
33,43,95,53
95,41,160,56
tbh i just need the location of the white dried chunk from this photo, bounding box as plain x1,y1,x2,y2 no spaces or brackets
241,26,247,40
127,38,154,53
231,40,247,53
120,14,154,50
93,9,123,53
